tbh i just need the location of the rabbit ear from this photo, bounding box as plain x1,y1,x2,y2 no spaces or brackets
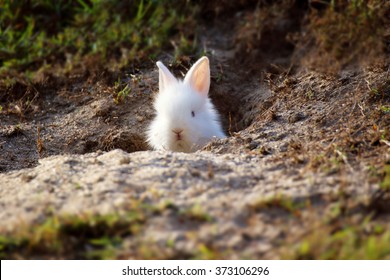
184,56,210,97
156,61,176,93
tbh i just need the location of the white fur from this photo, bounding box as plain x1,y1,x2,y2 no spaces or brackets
147,56,226,152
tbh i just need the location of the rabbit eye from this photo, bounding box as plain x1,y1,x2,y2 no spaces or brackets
191,111,195,117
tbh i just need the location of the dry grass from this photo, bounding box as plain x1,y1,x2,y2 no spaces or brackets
296,0,389,71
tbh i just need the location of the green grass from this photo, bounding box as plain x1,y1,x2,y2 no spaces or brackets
380,164,390,191
285,217,390,259
248,194,307,217
380,106,390,114
0,206,146,259
179,203,213,222
113,77,132,104
4,197,388,260
0,0,196,76
0,199,163,259
280,185,390,259
248,191,390,259
0,200,215,259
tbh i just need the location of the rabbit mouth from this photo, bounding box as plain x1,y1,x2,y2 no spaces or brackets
172,129,184,141
169,140,190,153
168,135,192,152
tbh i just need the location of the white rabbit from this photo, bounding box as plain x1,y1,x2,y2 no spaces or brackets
147,56,226,152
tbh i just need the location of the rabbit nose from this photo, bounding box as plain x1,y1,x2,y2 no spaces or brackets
172,129,184,140
172,129,183,134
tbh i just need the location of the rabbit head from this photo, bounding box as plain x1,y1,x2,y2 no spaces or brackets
147,56,225,152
